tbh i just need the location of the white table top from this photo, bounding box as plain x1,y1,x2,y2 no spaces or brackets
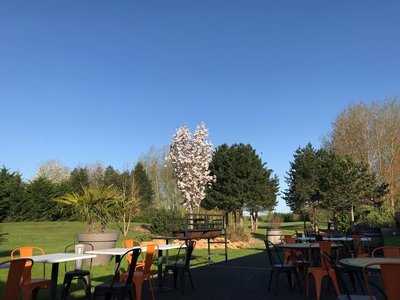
86,244,184,256
279,242,341,249
340,257,400,270
297,237,371,242
29,253,97,264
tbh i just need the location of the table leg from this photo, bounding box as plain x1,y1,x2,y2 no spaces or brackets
49,263,59,300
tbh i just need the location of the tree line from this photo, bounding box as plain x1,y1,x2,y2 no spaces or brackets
0,162,154,221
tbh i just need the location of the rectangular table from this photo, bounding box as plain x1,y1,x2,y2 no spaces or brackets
297,236,371,242
30,253,97,300
86,244,184,287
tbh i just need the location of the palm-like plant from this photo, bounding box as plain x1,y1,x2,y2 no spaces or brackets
56,185,121,232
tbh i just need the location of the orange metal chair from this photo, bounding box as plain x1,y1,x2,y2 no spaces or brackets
132,244,156,300
123,239,144,267
352,235,369,257
282,235,296,264
11,246,51,300
120,244,156,300
372,246,400,258
305,242,340,300
0,258,32,300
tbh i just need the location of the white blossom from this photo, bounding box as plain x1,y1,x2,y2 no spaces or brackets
167,122,215,214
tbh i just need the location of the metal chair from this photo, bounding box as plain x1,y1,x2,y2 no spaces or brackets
264,240,300,294
61,242,94,300
93,248,141,300
371,246,400,257
306,248,341,300
10,246,51,300
164,240,196,294
0,258,33,300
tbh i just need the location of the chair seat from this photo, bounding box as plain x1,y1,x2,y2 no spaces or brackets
23,278,51,289
337,295,375,300
272,263,297,269
65,269,90,278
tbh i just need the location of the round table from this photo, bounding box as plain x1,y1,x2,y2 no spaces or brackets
340,257,400,270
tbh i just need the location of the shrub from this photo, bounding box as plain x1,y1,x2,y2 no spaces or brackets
147,208,185,235
356,206,395,228
227,225,251,242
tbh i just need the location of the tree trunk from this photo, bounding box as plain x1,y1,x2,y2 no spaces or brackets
255,211,259,231
250,211,255,232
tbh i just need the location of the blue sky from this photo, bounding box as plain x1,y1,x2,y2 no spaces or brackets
1,1,399,212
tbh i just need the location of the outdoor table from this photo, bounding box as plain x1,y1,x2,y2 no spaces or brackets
339,257,400,295
86,243,184,288
296,237,371,242
339,257,400,271
29,252,97,300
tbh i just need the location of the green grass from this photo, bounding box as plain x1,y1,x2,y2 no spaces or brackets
0,221,263,299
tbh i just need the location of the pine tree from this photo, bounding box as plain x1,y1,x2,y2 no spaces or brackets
133,162,154,210
203,143,278,230
0,167,25,221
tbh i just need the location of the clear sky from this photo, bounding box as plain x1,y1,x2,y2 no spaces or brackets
1,1,399,212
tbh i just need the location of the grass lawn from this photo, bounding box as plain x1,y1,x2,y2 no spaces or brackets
0,221,263,299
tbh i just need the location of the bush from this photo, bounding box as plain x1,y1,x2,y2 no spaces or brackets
356,206,395,228
146,208,185,235
274,212,302,222
227,225,251,242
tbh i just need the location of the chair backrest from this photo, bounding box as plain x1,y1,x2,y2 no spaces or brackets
283,235,296,244
123,239,140,264
319,241,332,256
364,262,400,300
10,246,45,283
143,244,156,276
184,240,196,269
10,246,45,259
1,258,33,300
372,246,400,258
113,248,141,287
123,239,139,248
264,240,283,266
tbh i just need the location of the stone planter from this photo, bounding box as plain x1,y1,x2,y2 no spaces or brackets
266,228,282,245
78,231,119,266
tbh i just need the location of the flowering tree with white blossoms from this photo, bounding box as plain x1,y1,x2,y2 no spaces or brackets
168,122,215,214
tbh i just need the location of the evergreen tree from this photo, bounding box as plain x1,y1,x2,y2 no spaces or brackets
68,167,90,193
203,144,279,229
0,167,25,221
23,177,70,220
284,144,388,231
283,143,322,227
133,162,154,210
103,166,121,188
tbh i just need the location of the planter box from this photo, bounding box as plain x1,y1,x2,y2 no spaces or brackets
78,231,119,266
266,229,282,245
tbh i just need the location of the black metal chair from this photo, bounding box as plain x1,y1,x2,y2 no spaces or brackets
61,242,94,300
93,248,141,300
164,240,196,294
264,240,300,294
